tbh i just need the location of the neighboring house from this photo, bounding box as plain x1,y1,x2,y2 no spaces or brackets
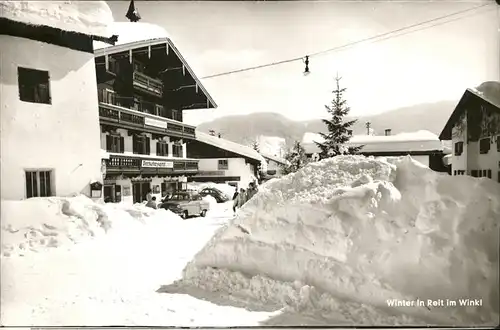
0,1,115,200
260,152,287,178
302,130,450,173
439,81,500,182
187,131,264,188
94,21,217,204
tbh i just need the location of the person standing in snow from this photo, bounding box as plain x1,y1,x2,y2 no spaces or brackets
246,182,258,202
145,188,153,203
233,188,246,214
232,187,239,201
146,196,157,209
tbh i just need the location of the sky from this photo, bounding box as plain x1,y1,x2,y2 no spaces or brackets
107,1,499,126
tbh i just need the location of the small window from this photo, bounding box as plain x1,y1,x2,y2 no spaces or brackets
453,170,457,176
218,159,229,170
106,134,124,153
173,144,183,158
25,170,53,198
498,172,500,183
487,169,492,179
471,170,478,177
157,141,169,157
454,142,464,156
479,137,490,154
133,135,150,155
18,67,51,104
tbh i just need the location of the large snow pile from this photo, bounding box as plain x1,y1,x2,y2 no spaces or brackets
179,155,500,326
1,196,180,257
0,1,113,37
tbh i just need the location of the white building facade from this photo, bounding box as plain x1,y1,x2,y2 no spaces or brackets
0,1,114,200
439,82,500,182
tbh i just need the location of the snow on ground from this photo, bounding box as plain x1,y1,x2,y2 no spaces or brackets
1,197,278,326
176,155,500,326
0,1,113,37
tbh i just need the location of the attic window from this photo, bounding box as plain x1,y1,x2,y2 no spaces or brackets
18,67,51,104
479,137,490,154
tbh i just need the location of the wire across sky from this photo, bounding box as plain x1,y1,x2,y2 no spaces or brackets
200,2,495,80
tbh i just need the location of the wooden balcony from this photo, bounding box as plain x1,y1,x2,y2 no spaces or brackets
98,90,196,139
104,155,199,175
133,71,163,97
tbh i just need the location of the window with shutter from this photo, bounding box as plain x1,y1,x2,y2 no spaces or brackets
120,137,125,153
106,135,112,152
146,137,151,155
133,135,138,154
18,67,51,104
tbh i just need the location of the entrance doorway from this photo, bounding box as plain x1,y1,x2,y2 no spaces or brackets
103,184,122,203
132,182,151,203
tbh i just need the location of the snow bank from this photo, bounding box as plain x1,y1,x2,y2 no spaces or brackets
1,195,181,257
0,1,113,37
202,195,218,209
180,155,500,326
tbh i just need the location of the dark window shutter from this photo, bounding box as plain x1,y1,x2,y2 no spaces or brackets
132,135,137,154
115,185,122,202
120,136,125,153
156,142,160,156
106,135,112,152
179,145,183,158
146,137,151,155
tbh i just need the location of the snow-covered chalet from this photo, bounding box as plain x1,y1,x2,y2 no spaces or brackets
187,132,265,189
94,18,217,203
0,1,116,200
439,81,500,182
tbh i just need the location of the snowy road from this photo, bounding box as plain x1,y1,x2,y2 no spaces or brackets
0,202,279,326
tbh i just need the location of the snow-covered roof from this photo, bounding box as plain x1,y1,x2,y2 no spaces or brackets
260,152,287,165
196,131,264,163
470,81,500,109
302,130,444,154
0,1,113,37
93,22,217,109
93,22,170,50
439,82,500,141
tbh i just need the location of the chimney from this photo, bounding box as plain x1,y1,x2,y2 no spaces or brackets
385,129,392,136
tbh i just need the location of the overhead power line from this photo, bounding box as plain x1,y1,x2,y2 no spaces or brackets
200,2,494,80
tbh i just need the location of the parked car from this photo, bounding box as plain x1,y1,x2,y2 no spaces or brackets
159,192,210,219
198,187,229,203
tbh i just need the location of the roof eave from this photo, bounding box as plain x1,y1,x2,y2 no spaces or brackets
94,37,217,109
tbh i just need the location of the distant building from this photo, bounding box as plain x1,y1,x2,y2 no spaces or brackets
260,152,287,178
187,132,264,188
302,130,450,173
439,81,500,182
94,22,217,204
0,1,115,200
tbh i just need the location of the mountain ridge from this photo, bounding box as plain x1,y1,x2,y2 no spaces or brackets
196,100,457,148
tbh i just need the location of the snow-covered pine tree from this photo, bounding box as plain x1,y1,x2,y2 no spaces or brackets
251,139,266,180
280,141,308,175
314,74,361,160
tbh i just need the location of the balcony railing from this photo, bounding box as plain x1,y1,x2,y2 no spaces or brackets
133,71,163,96
98,90,196,138
105,155,198,173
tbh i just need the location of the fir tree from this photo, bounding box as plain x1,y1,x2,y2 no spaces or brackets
314,74,362,159
280,141,308,175
251,140,265,180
